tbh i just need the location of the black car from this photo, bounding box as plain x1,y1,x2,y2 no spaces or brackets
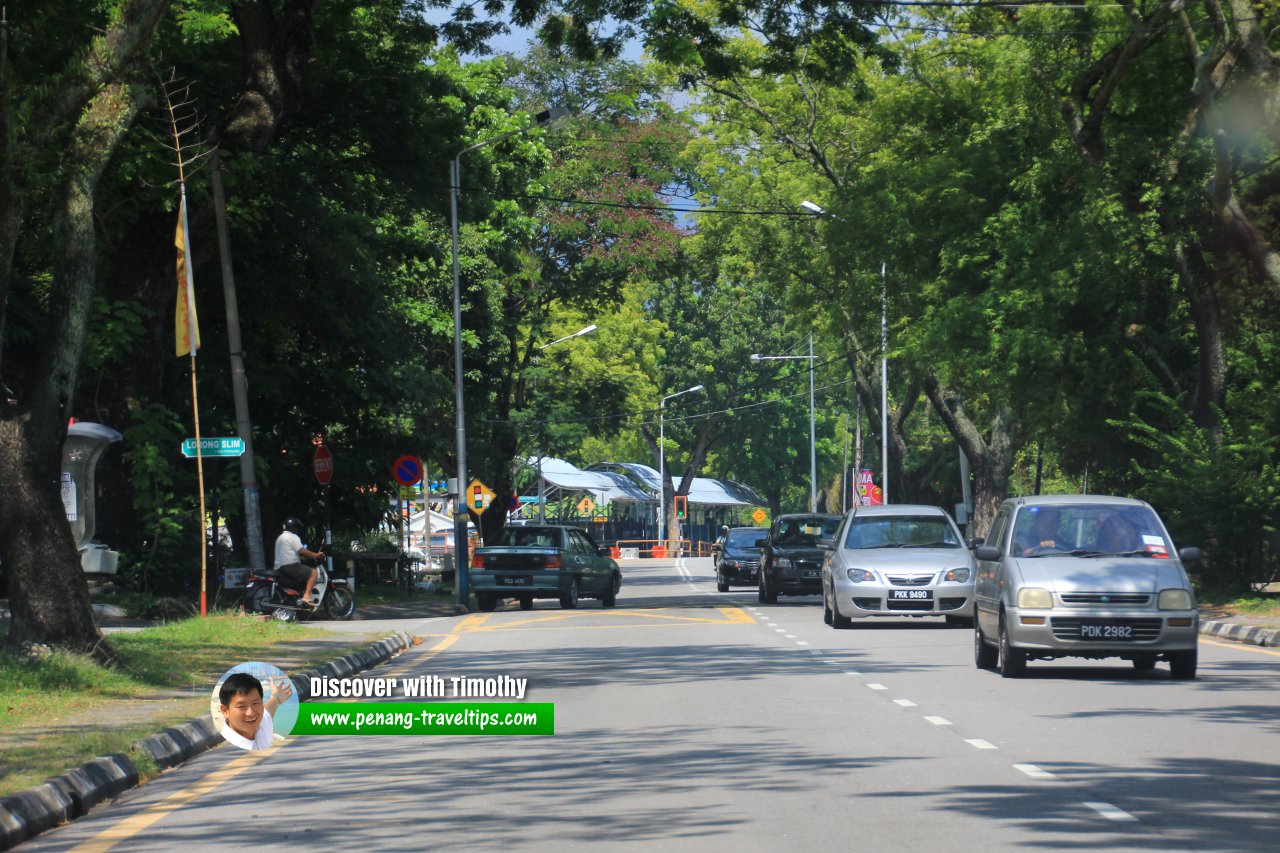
759,513,842,603
714,527,767,592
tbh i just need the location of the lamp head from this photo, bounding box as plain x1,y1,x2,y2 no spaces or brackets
799,200,825,215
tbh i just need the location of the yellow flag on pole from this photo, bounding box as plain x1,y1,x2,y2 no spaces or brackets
175,194,201,357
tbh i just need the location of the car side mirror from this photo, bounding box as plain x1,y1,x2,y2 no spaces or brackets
817,538,835,551
755,537,768,548
1178,546,1202,564
596,546,611,557
967,538,984,549
975,545,1002,562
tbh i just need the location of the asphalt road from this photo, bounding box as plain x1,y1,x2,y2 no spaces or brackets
22,557,1280,852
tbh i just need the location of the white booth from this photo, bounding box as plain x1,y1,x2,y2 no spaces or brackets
61,422,123,574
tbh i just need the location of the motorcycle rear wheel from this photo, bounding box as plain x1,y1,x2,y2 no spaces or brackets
324,586,356,620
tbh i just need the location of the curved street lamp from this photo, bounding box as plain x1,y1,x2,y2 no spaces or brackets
800,199,889,505
534,323,598,522
449,106,570,613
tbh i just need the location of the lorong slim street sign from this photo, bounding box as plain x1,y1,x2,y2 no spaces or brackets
181,437,245,458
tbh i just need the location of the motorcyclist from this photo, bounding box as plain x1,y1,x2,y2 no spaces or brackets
273,517,326,608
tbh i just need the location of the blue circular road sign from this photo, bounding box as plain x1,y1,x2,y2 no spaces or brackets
392,455,423,487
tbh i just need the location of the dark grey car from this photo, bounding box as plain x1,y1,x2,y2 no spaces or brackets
759,514,841,603
470,525,621,611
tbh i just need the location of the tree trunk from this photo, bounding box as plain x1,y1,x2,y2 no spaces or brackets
2,74,152,655
923,379,1015,538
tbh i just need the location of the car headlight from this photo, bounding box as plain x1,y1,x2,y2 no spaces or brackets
846,568,876,583
1158,588,1193,611
943,568,971,583
725,560,739,568
1016,587,1053,609
775,558,792,569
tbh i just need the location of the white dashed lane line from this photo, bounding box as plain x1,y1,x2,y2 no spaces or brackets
924,716,952,726
867,683,887,691
1084,802,1139,822
1014,764,1056,780
893,699,917,708
965,739,998,750
796,641,810,646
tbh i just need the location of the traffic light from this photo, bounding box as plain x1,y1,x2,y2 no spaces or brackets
674,495,687,521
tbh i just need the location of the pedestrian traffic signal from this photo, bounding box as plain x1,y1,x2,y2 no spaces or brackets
674,495,687,520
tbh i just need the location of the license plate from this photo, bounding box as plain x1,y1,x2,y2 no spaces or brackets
889,589,932,601
498,576,528,586
803,570,820,579
1079,621,1133,640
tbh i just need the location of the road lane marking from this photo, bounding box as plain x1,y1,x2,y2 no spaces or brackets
867,683,887,690
924,716,952,726
1014,764,1057,779
459,605,755,631
893,699,917,707
796,641,810,646
965,739,998,750
1084,802,1138,822
845,671,861,676
775,628,788,633
71,748,279,852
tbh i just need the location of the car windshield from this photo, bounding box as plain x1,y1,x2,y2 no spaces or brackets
1011,504,1171,558
843,515,961,549
494,527,563,549
725,529,765,548
774,517,841,545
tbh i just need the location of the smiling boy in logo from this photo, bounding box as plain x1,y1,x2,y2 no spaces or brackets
218,672,293,750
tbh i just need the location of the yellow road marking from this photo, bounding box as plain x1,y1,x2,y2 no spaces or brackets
1201,637,1280,658
74,633,462,850
453,613,493,633
459,605,755,631
70,747,277,853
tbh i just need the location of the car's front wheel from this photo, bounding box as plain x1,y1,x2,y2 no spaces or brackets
1168,648,1197,680
998,614,1026,678
831,592,852,629
716,571,729,593
601,574,619,608
1132,654,1157,671
975,616,998,670
759,575,778,604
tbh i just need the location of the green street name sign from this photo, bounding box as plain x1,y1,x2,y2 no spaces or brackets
181,437,245,458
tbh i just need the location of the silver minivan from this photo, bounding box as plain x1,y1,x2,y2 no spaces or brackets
973,495,1200,679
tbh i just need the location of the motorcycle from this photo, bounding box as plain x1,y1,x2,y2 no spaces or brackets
244,553,356,622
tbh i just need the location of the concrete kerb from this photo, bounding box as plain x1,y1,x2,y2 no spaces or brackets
0,630,415,851
1200,619,1278,648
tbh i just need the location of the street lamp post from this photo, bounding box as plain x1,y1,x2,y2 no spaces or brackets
751,333,818,511
449,106,569,613
800,199,889,505
534,324,598,522
659,384,704,550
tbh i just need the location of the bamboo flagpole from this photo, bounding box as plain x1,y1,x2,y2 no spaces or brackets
176,187,208,616
163,70,210,616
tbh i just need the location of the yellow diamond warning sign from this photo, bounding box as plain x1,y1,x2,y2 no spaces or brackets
752,508,767,524
467,479,495,511
576,496,597,514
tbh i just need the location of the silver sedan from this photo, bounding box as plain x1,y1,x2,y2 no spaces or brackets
973,495,1200,679
822,504,976,628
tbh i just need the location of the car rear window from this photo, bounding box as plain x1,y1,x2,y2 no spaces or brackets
495,527,563,548
843,516,961,549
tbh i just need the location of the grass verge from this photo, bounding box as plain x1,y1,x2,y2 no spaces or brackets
0,612,376,797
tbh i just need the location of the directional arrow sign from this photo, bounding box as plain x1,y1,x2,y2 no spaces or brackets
181,437,245,458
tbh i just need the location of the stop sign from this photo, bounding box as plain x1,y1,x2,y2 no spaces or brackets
313,445,334,485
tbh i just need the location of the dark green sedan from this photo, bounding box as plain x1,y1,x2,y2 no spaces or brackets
469,525,622,611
